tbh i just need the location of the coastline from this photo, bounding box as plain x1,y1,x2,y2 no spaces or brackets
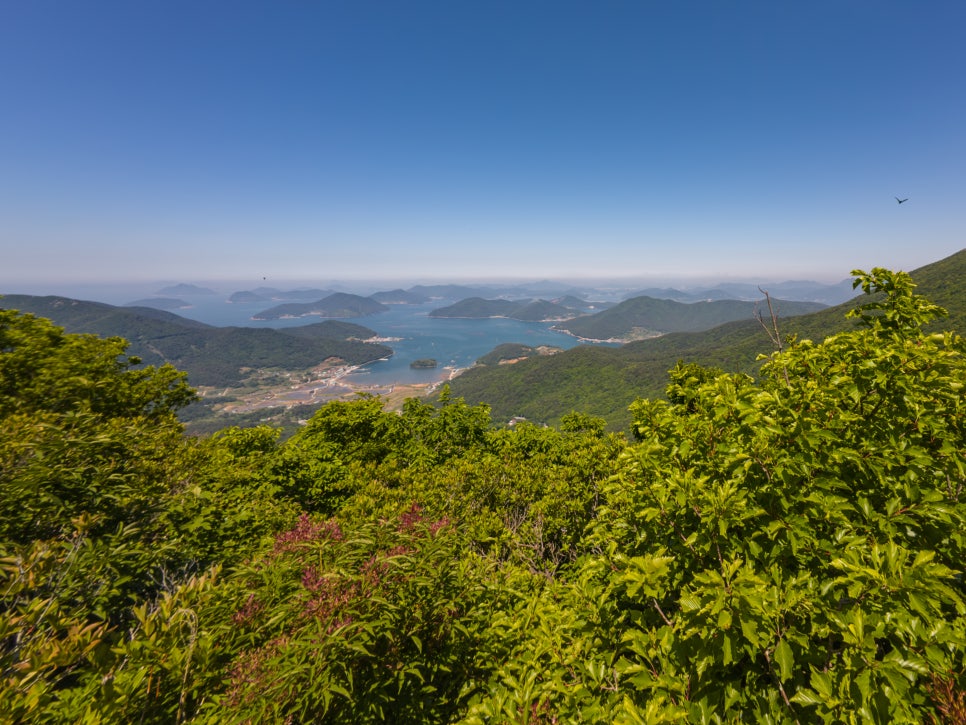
550,326,629,344
550,325,663,344
213,361,464,415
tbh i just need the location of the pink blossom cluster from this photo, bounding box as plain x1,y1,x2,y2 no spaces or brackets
272,513,343,553
300,565,359,622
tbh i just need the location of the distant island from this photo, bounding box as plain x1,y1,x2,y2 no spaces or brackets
369,289,429,304
253,293,388,320
429,297,580,322
230,287,332,303
157,283,217,296
227,291,269,304
410,358,438,369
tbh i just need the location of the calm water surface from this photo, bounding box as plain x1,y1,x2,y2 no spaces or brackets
168,296,615,386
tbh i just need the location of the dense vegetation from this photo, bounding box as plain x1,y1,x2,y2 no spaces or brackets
1,267,964,723
475,343,563,366
449,249,966,429
0,296,392,388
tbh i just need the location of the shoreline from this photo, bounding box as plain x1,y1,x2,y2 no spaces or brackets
213,361,466,415
550,325,662,345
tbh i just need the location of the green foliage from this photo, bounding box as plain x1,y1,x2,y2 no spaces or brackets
335,391,624,575
0,310,195,545
578,267,966,721
1,529,114,723
293,394,405,465
403,387,492,466
0,308,195,419
160,426,301,567
204,508,520,724
3,264,965,722
662,361,732,416
560,411,607,437
0,310,207,719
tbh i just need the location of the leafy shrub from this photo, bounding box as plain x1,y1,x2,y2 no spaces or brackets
204,506,521,724
596,269,965,721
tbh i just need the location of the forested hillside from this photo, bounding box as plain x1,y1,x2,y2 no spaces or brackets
429,297,578,321
475,342,563,365
0,295,392,388
450,249,966,429
555,295,826,341
253,292,388,320
1,266,963,722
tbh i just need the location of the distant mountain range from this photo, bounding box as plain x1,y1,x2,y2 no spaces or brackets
428,293,825,340
552,295,611,312
555,296,827,342
0,295,392,388
444,249,966,430
369,289,430,304
7,255,959,436
623,279,856,305
407,284,496,299
142,279,854,318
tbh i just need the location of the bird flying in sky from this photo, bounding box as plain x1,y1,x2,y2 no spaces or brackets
896,197,909,204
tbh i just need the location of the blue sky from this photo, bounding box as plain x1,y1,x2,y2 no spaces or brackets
2,1,964,287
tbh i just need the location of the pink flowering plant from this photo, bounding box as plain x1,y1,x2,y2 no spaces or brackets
207,504,516,723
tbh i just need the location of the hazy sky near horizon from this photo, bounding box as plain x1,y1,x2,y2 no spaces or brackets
2,1,964,287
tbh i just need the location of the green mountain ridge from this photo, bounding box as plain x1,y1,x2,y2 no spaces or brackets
556,295,827,341
0,295,393,388
625,278,856,305
445,249,966,430
430,296,579,321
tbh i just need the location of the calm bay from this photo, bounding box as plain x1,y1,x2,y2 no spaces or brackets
160,296,617,387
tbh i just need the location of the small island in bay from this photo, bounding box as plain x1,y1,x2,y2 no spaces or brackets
410,358,438,369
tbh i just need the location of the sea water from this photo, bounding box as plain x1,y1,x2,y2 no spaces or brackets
162,296,614,386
